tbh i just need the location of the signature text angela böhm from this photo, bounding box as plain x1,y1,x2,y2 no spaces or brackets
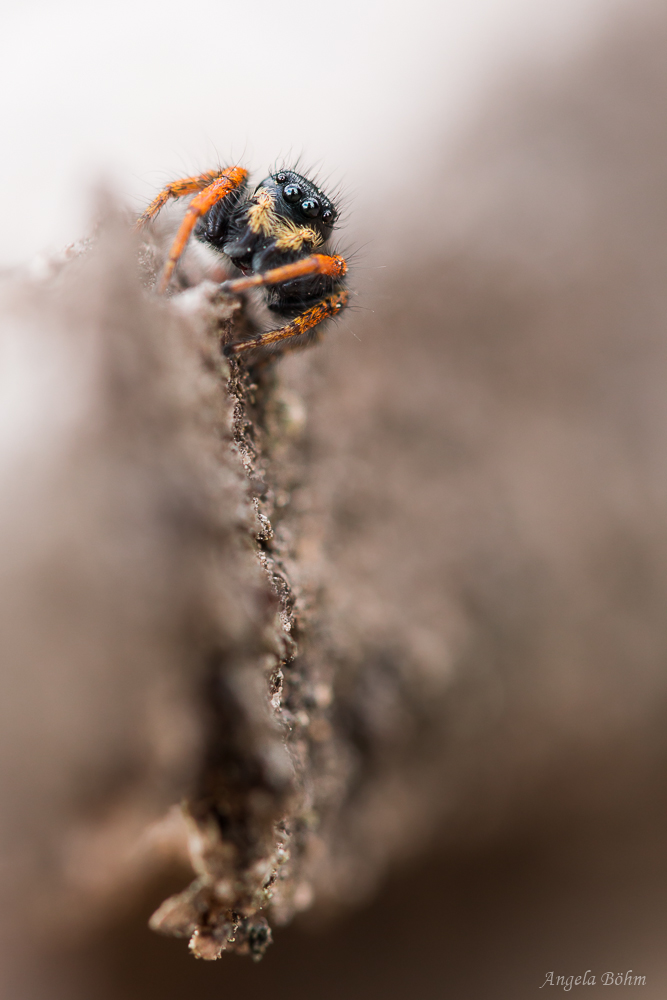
541,972,646,990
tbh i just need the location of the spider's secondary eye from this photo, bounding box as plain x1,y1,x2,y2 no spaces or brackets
275,172,288,183
301,198,320,217
284,184,301,202
322,209,334,225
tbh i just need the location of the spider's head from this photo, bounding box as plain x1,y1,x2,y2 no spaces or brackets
256,170,338,242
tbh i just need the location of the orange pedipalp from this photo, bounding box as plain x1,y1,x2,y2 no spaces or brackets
220,254,347,294
153,166,248,293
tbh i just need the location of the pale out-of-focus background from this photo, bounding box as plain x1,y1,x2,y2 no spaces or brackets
2,0,609,264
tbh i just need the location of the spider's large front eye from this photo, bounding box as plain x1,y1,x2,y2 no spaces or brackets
284,184,301,203
301,198,320,218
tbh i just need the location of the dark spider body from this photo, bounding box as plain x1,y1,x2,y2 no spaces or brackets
137,165,349,356
196,170,340,319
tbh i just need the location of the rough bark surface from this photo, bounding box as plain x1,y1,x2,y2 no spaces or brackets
0,212,461,968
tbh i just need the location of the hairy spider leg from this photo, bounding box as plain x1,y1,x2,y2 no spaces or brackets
224,291,349,356
156,166,249,292
219,253,347,293
134,169,230,229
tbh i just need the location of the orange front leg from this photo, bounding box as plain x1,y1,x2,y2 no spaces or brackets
224,291,349,356
157,167,248,293
136,166,249,293
134,169,228,229
219,254,347,294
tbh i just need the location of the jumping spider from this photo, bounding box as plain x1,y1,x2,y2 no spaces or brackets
136,166,348,356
